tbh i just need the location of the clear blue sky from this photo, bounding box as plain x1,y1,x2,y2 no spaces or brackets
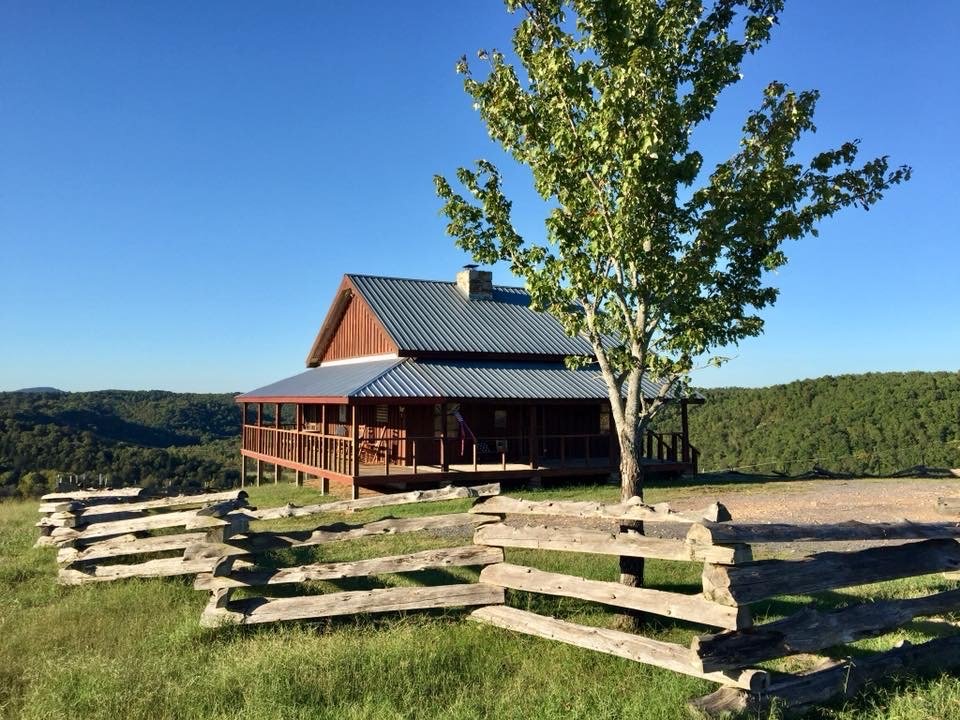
1,1,957,393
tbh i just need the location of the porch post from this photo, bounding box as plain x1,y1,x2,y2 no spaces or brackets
529,404,538,470
295,404,302,465
257,403,263,454
680,400,690,464
439,402,448,472
351,404,359,477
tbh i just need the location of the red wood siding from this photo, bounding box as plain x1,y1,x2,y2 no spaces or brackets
321,295,397,362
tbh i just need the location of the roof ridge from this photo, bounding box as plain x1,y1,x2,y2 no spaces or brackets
346,272,526,291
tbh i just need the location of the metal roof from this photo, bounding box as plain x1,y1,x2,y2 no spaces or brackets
237,359,401,400
347,274,595,357
239,358,681,402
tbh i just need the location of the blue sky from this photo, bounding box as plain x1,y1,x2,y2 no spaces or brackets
1,1,957,393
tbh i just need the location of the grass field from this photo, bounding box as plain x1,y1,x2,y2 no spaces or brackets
2,482,960,719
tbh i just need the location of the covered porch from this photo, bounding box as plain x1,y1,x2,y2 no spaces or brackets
238,398,698,498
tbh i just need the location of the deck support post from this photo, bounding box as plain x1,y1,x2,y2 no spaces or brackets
680,400,690,464
240,454,247,489
296,470,304,486
529,405,539,470
256,459,262,486
350,405,359,477
321,475,329,495
440,402,448,472
351,481,360,500
274,463,280,484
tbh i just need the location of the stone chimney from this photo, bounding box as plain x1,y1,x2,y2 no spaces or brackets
456,265,493,301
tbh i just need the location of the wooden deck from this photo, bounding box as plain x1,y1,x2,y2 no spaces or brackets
240,421,697,496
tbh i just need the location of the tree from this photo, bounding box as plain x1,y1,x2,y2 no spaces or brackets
435,0,909,591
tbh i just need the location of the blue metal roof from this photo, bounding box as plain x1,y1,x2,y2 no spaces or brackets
239,358,677,401
237,359,401,400
347,274,595,357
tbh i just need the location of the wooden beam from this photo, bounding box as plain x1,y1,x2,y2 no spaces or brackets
59,490,248,519
196,545,504,590
691,636,960,717
475,523,751,564
184,513,501,560
50,503,244,544
57,532,209,564
469,606,767,691
58,556,239,585
203,583,505,627
692,587,960,671
247,483,500,520
472,495,731,524
680,400,690,463
41,487,147,502
687,519,960,545
702,538,960,606
480,563,750,630
351,405,359,476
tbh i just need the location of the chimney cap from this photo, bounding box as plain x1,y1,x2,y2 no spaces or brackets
462,263,478,270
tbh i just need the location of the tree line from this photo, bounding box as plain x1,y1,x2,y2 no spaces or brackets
685,371,960,475
0,390,240,498
2,371,958,498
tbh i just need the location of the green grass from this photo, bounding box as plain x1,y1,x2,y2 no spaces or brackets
3,484,960,719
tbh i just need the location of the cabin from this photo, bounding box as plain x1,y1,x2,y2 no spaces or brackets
237,267,701,497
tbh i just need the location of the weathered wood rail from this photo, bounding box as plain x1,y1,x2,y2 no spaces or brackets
39,489,253,585
675,501,960,714
468,495,960,715
38,489,960,715
194,483,506,627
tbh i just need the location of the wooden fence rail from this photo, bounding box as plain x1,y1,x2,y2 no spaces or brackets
39,488,960,716
40,489,253,586
195,483,506,628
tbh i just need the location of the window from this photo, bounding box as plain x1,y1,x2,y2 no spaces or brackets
433,403,460,437
376,405,389,424
599,405,611,434
494,409,507,430
338,405,347,423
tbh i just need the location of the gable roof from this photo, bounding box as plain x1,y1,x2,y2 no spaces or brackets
238,358,686,402
306,274,595,366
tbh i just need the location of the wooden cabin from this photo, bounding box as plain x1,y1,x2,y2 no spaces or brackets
238,268,701,497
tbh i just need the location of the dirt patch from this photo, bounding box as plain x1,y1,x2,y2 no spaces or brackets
666,476,960,525
490,477,960,555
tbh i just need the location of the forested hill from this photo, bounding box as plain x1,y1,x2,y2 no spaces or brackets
688,371,960,475
2,372,959,498
0,390,240,497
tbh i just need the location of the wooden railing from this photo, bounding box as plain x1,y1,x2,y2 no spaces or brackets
242,425,698,478
242,426,355,476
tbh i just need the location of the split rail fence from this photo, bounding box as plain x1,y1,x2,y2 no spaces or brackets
37,488,252,584
187,483,505,627
34,486,960,716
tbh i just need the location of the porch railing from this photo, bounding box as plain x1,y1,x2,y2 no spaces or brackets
241,425,698,478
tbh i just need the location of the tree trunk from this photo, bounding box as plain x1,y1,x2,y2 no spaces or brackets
617,430,645,630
